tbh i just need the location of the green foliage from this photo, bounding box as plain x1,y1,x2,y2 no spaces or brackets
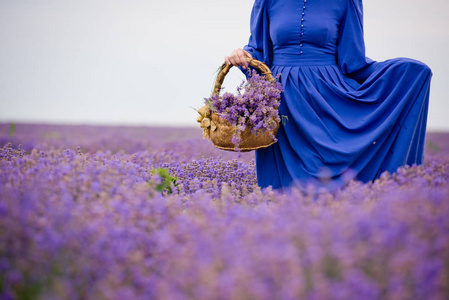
426,140,440,152
281,115,289,126
321,255,343,280
9,123,16,137
149,168,178,194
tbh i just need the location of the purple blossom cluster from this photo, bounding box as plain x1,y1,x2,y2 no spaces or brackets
1,124,449,299
205,70,283,147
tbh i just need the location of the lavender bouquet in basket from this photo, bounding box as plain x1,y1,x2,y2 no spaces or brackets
197,63,284,152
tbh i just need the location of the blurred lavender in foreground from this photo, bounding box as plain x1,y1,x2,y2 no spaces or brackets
0,123,448,299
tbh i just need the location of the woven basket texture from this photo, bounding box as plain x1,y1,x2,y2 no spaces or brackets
199,57,279,152
209,113,279,152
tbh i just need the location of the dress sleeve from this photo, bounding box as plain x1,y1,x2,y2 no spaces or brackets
241,0,273,69
337,0,375,82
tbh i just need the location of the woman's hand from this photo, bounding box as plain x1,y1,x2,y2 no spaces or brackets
225,48,252,69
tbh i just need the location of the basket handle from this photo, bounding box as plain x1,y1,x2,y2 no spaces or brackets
212,57,273,96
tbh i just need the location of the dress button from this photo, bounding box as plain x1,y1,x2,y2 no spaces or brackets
301,18,304,21
300,44,303,47
301,24,304,28
300,51,303,55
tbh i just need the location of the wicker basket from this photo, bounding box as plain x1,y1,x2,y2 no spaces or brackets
197,57,280,152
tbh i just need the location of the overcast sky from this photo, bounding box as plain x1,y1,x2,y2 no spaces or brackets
1,0,448,130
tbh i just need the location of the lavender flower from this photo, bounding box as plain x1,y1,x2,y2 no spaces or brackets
0,124,448,299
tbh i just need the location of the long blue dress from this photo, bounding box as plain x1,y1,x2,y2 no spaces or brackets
241,0,432,191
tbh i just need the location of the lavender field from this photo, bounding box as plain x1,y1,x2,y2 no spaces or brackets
1,123,449,300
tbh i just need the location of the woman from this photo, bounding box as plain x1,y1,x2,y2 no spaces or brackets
225,0,432,191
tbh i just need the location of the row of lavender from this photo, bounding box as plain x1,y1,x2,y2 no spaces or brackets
1,124,449,299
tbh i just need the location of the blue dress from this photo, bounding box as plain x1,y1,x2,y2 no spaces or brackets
241,0,432,191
